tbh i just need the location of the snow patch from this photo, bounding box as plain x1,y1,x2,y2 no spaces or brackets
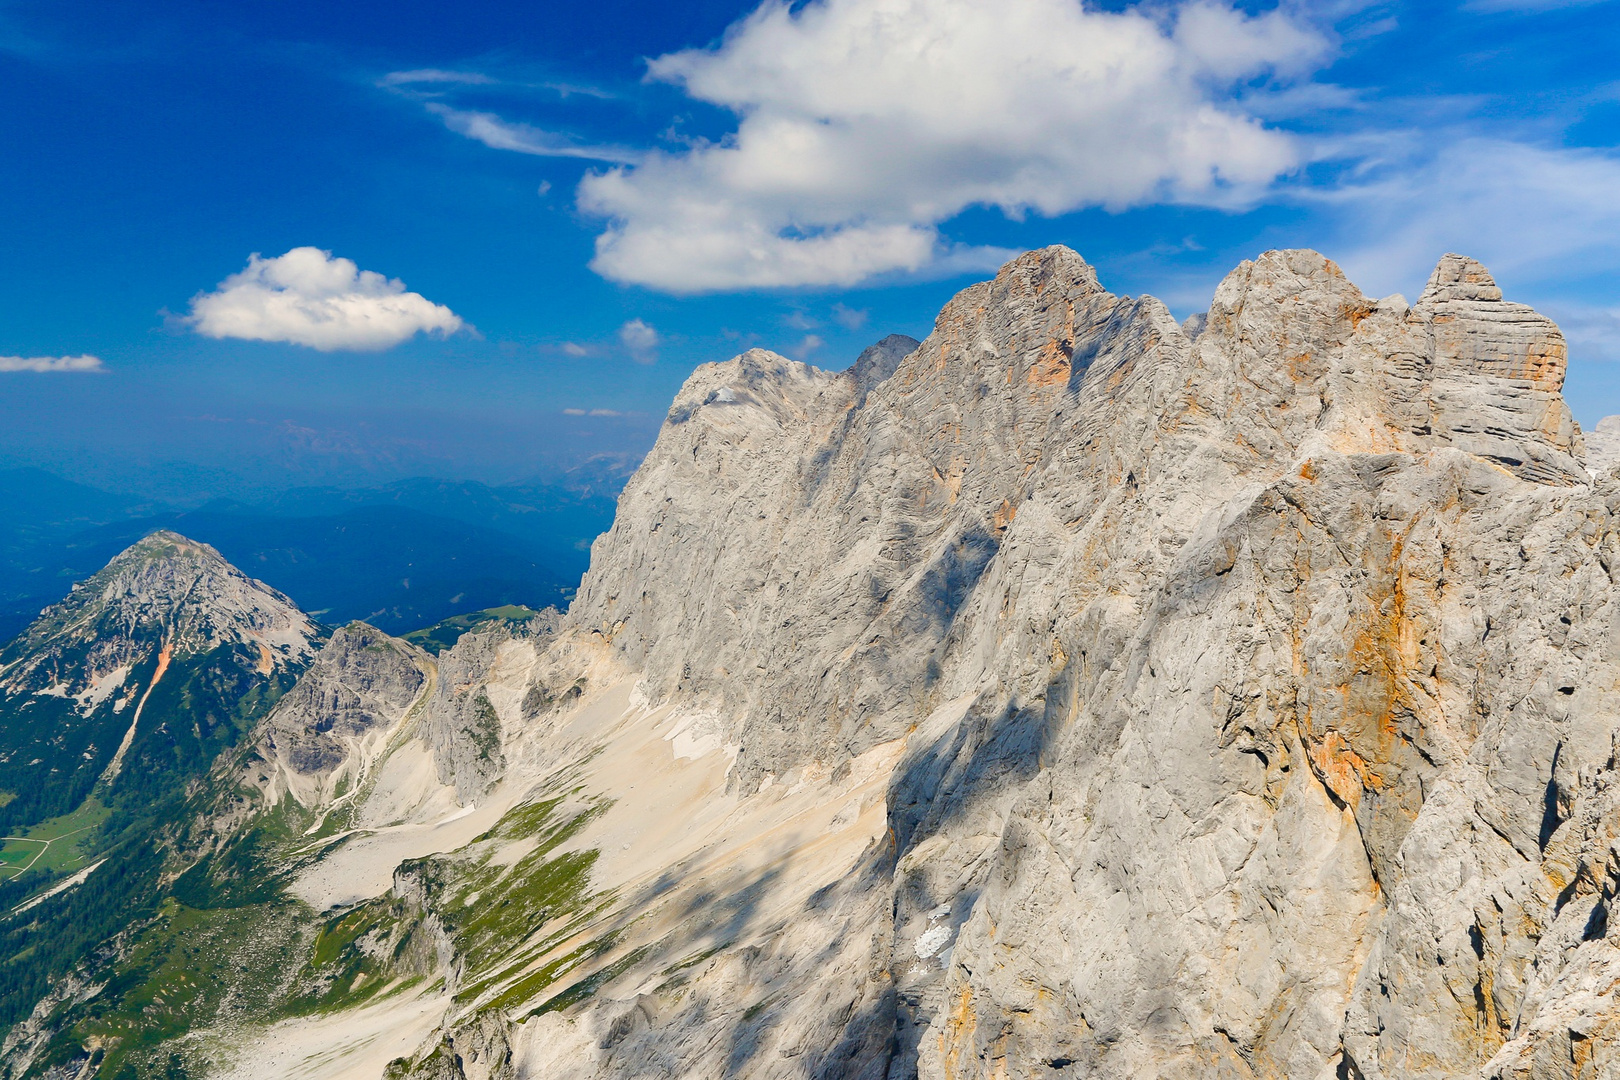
74,664,131,715
663,708,729,761
913,924,952,959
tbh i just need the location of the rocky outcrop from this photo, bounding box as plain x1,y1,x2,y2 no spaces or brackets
422,617,560,802
850,332,921,403
248,622,432,806
1585,416,1620,475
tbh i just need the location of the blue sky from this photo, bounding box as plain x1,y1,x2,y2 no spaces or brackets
0,0,1616,499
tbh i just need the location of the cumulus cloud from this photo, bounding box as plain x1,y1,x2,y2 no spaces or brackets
0,354,104,372
618,318,659,362
426,104,641,164
580,0,1328,291
185,247,465,352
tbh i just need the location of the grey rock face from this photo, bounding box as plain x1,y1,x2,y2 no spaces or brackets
422,627,516,802
849,332,921,403
256,622,430,780
553,246,1620,1078
1585,415,1620,475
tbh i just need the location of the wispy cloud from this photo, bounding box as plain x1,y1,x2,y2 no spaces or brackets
0,354,104,373
1303,136,1620,298
1461,0,1612,12
1547,302,1620,364
830,303,868,331
381,67,616,99
379,69,495,87
426,104,640,164
788,334,824,359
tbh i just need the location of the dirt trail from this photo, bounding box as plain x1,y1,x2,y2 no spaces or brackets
1,819,104,881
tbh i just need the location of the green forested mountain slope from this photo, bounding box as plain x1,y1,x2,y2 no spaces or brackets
0,530,577,1080
0,533,321,1061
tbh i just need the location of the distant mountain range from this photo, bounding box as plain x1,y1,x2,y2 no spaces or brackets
0,466,628,642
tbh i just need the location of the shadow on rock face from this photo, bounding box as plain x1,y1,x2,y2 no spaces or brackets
889,691,1061,857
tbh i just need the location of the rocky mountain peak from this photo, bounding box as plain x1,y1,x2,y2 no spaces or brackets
0,531,320,831
3,530,317,677
1420,250,1504,303
245,621,432,810
262,622,428,777
847,332,921,402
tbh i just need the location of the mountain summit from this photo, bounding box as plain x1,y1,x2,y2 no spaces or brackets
6,248,1620,1080
0,530,318,829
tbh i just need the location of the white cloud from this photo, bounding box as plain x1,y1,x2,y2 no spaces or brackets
0,354,104,373
618,318,659,363
789,334,825,359
427,105,641,164
831,303,868,330
561,341,589,356
1311,137,1620,299
580,0,1328,292
380,69,495,87
185,247,465,352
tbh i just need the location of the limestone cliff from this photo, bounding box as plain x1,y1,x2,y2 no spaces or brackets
538,247,1620,1079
